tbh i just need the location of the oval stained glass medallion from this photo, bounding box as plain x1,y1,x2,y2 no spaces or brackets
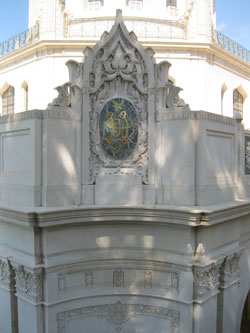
99,98,138,159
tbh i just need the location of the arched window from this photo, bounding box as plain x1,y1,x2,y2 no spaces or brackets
240,290,250,332
233,89,243,119
167,0,177,7
221,84,227,115
22,82,28,111
2,86,15,115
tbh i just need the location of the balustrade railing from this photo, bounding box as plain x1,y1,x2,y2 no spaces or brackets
215,30,250,64
66,17,185,40
0,24,39,58
1,21,249,65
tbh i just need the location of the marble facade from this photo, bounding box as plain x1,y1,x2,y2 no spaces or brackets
0,10,250,333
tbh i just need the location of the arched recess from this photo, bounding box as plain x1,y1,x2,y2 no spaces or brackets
240,290,250,332
0,82,11,96
236,251,250,333
0,82,15,115
221,83,227,115
21,81,28,111
233,85,248,119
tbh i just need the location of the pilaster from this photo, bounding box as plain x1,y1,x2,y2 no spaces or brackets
0,255,17,333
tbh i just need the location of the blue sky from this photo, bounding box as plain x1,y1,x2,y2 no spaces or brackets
0,0,250,50
216,0,250,50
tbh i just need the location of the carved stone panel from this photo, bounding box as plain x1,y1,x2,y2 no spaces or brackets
14,265,43,303
0,259,13,287
193,264,220,301
84,10,151,184
220,252,241,287
57,301,180,333
57,267,179,295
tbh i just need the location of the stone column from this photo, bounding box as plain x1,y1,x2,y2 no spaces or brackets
0,256,17,333
217,251,242,333
193,260,222,333
12,264,44,333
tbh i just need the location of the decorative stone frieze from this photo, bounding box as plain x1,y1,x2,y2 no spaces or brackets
156,109,237,124
171,272,179,293
58,274,66,293
0,108,76,125
14,265,43,303
57,301,180,333
0,259,13,286
0,109,43,124
57,266,179,294
220,252,241,288
85,271,94,289
193,264,220,301
113,269,125,288
43,109,76,121
144,270,153,289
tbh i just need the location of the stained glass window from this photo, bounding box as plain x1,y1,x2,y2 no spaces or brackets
24,85,28,111
2,86,14,115
99,98,138,159
233,89,243,119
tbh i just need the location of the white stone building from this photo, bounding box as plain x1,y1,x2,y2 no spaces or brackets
0,2,250,333
0,0,249,125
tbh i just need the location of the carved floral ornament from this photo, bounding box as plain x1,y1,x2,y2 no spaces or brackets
0,259,12,284
50,9,189,184
220,252,241,286
86,11,150,184
193,251,242,301
14,265,43,303
57,301,180,333
193,264,221,300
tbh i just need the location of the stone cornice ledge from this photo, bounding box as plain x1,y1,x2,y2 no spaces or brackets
0,108,75,124
0,200,250,228
158,109,237,125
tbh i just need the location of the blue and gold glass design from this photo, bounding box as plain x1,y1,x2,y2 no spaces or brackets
215,30,250,64
245,136,250,174
0,24,39,58
99,98,138,159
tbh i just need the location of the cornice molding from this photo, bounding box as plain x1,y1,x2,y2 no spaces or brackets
157,110,237,125
0,40,249,76
0,108,75,125
0,200,250,229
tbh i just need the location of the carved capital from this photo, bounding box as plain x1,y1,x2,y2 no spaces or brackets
193,264,220,300
220,252,241,287
0,259,13,286
14,265,43,303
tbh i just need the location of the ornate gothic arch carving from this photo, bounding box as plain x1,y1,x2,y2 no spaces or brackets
55,9,188,190
82,9,155,184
